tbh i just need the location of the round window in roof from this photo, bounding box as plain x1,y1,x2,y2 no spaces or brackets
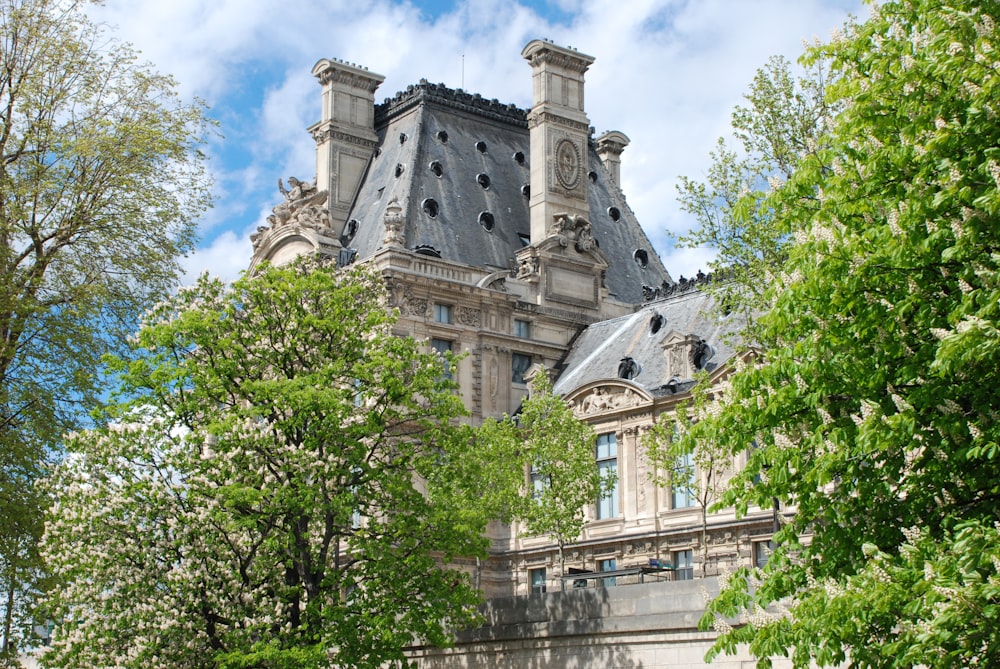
429,160,443,177
394,163,404,178
399,132,408,144
649,313,664,334
422,198,439,218
477,173,491,189
633,249,649,269
608,206,621,221
521,184,530,198
475,141,488,153
618,356,639,380
513,151,525,165
436,130,449,143
589,170,598,183
479,211,495,232
374,147,381,158
345,218,359,239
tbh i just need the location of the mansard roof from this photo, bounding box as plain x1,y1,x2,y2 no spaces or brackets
342,81,671,304
552,278,743,398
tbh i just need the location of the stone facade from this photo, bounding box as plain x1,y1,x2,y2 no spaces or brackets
247,39,781,666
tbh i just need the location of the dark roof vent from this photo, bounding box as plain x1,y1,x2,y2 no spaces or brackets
521,184,530,198
618,357,639,380
422,198,439,218
414,245,441,258
608,206,621,221
692,339,714,371
633,249,648,269
479,211,495,232
399,132,408,144
513,151,525,165
345,218,359,239
588,170,598,183
429,161,443,177
436,130,449,143
649,313,664,334
475,140,488,153
374,147,381,158
394,163,404,178
477,173,491,189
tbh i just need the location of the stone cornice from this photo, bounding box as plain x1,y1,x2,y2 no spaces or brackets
375,80,528,129
312,58,385,91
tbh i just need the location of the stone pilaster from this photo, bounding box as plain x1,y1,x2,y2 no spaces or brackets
309,58,385,239
521,40,594,244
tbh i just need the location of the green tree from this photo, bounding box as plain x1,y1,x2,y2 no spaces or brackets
480,371,613,588
41,262,489,669
645,372,733,579
680,1,1000,666
0,0,211,659
674,54,839,342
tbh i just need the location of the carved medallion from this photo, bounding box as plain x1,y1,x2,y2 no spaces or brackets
555,138,581,190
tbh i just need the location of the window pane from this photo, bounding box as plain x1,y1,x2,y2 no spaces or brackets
598,558,617,587
514,319,531,338
433,304,452,324
672,451,696,509
596,433,618,519
674,549,694,580
529,567,546,594
512,353,532,383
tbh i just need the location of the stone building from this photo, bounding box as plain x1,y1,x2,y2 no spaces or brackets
248,40,781,667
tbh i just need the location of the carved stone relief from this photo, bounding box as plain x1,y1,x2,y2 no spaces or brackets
571,386,643,417
456,306,481,327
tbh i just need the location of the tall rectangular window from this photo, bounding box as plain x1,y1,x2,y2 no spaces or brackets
511,353,532,384
596,433,618,519
529,567,546,594
674,549,694,580
672,451,696,509
598,558,617,587
514,319,531,339
754,540,775,569
430,338,453,380
433,304,452,324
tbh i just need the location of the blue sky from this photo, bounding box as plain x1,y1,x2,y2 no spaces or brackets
88,0,866,283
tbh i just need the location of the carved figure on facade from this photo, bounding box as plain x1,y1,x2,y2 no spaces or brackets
516,253,539,279
382,196,406,246
550,212,595,252
268,177,329,228
573,386,643,416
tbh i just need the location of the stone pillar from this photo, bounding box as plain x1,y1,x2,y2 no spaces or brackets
309,58,385,239
521,40,595,244
596,130,630,189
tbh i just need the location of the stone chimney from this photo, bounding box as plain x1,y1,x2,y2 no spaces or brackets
597,130,630,189
521,40,595,244
309,58,385,240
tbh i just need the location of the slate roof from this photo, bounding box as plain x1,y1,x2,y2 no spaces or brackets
341,81,672,304
552,282,743,397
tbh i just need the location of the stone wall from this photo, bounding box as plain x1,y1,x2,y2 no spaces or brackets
408,578,777,669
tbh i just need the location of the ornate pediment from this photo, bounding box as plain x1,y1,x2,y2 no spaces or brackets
568,383,649,417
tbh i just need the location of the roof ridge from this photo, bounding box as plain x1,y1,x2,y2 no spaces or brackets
376,80,527,128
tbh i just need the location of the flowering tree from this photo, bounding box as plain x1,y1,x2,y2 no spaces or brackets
678,1,1000,666
41,262,490,669
0,0,210,657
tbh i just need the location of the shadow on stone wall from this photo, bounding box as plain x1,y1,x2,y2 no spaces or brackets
409,579,719,668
